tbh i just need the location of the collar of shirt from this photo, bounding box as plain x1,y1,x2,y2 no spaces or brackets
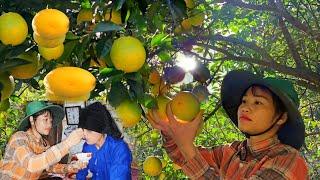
26,129,49,153
247,136,280,156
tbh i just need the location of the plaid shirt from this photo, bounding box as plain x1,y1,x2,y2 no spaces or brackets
0,129,71,179
163,135,309,179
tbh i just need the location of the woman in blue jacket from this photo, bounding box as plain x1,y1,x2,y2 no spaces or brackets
76,102,132,180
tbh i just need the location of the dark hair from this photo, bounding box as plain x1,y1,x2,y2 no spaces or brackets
250,85,286,115
102,105,123,139
79,102,122,139
24,109,52,131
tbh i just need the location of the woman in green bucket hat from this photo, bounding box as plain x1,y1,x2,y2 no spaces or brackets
147,70,308,179
0,101,86,179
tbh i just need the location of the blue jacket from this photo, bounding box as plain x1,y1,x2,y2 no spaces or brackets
76,136,132,180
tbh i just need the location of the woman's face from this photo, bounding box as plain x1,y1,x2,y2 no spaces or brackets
33,111,53,135
237,86,279,135
83,129,103,145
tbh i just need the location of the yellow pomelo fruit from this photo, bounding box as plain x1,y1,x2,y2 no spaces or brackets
189,10,205,26
44,67,96,98
110,36,146,73
143,156,162,176
32,9,69,39
171,91,200,121
33,32,65,48
77,8,93,24
184,0,195,9
115,100,142,128
90,59,107,68
10,51,41,79
38,44,64,60
181,19,192,31
0,12,28,46
158,172,166,180
0,99,10,111
0,73,14,101
104,10,122,25
46,91,90,102
148,69,161,84
155,95,171,120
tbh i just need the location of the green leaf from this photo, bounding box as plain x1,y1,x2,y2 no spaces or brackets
0,58,30,72
57,40,78,63
81,0,91,9
124,72,143,82
139,94,157,109
65,32,80,40
172,0,187,19
107,82,129,107
127,79,144,100
5,44,29,59
151,33,168,47
157,50,171,62
27,79,40,90
99,67,123,78
96,38,112,58
114,0,126,11
93,22,124,33
103,73,124,90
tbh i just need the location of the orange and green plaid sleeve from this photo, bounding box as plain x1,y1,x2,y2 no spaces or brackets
251,149,309,180
162,132,224,179
11,132,72,173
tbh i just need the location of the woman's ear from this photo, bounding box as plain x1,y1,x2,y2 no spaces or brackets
29,116,36,128
276,112,288,125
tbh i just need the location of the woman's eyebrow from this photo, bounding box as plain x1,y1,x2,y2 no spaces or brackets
253,94,270,100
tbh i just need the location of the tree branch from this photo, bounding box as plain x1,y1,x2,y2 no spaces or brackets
225,0,275,11
305,131,320,137
278,17,304,68
272,0,320,42
199,34,273,62
196,43,320,91
204,100,221,122
225,0,320,41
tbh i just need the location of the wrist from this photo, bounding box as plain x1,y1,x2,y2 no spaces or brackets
63,138,73,149
179,144,197,161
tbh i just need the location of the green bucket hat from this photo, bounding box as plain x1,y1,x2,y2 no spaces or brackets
221,70,305,150
18,101,65,131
